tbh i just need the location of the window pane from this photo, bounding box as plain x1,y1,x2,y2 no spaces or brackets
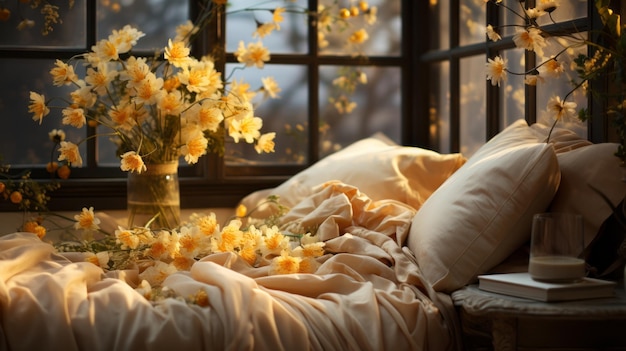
226,0,308,54
97,0,189,50
0,59,87,167
429,0,450,50
0,1,86,48
318,0,401,57
319,65,401,158
225,64,309,166
500,48,525,127
460,0,486,46
429,61,451,153
460,56,486,156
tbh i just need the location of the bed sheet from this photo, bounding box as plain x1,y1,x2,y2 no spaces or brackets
0,181,460,351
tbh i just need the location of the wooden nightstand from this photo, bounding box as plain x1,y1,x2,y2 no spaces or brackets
451,282,626,351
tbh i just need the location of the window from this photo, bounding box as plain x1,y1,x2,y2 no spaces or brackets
0,0,405,210
414,0,612,157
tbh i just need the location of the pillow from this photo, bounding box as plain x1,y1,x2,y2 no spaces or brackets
529,122,592,153
408,119,561,293
530,122,625,247
240,133,466,215
549,142,626,248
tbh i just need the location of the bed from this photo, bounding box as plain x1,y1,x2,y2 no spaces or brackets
1,119,624,351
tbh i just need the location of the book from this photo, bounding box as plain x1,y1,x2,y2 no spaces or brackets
478,272,616,302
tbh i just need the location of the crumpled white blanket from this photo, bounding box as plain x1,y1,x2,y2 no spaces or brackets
0,181,460,351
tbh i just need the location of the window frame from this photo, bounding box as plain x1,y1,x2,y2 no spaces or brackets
412,0,614,155
0,0,412,211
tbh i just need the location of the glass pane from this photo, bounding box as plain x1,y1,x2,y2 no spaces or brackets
226,0,308,54
225,64,309,165
319,65,401,158
97,0,189,51
429,0,450,50
460,0,486,46
501,48,525,127
460,56,486,157
318,0,401,57
0,1,86,48
429,61,451,153
536,35,588,138
0,59,87,167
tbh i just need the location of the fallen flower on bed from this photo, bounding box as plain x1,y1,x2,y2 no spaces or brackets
44,197,325,301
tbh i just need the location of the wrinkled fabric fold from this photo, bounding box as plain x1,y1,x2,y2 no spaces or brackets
0,180,459,351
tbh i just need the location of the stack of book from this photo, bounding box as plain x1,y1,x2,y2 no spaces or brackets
478,272,616,302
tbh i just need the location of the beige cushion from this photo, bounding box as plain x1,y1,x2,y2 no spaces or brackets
408,119,561,293
529,122,625,247
549,143,626,247
240,134,466,215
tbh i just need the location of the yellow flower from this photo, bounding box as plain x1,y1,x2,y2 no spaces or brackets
541,58,565,78
108,25,145,54
69,81,97,108
90,39,119,63
485,55,507,87
234,41,270,69
28,91,50,124
180,125,208,164
164,39,191,68
120,151,147,173
215,220,243,252
157,90,185,116
85,63,118,96
272,7,285,29
174,20,199,43
269,251,301,275
486,25,501,42
513,27,546,57
131,73,165,105
194,213,218,236
119,56,150,88
547,96,577,122
187,101,224,132
50,59,77,86
261,226,289,257
254,22,277,38
74,206,101,231
229,114,263,144
261,76,281,99
116,227,140,249
61,107,87,128
255,132,276,154
58,141,83,167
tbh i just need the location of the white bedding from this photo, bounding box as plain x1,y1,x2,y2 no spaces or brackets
0,181,460,350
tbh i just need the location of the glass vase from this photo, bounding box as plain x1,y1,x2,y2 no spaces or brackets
127,161,181,229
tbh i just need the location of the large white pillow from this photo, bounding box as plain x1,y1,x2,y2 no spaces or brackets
240,134,466,215
408,119,561,293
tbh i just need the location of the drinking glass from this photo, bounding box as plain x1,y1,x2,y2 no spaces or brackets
529,213,585,283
